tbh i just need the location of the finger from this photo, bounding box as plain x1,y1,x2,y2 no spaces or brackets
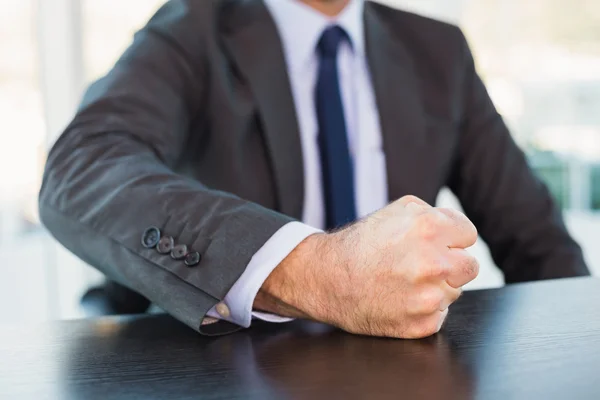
435,208,478,249
408,308,449,339
407,284,460,316
437,308,449,332
440,283,462,310
397,195,432,210
445,248,480,288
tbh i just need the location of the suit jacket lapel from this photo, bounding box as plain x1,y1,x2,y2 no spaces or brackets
364,4,428,203
220,0,304,220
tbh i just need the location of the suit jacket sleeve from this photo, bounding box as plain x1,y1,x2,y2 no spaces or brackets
448,30,589,283
38,1,293,334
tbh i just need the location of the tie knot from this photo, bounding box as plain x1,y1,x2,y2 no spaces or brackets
317,25,349,58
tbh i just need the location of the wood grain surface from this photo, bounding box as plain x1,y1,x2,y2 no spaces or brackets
1,277,599,400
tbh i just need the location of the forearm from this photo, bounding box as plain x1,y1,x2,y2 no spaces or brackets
40,130,293,333
253,232,335,322
202,222,322,327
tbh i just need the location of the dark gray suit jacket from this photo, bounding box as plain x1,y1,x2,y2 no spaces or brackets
39,0,589,335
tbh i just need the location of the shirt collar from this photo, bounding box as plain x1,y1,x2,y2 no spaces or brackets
264,0,365,71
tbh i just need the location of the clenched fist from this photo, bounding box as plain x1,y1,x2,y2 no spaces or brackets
254,195,479,339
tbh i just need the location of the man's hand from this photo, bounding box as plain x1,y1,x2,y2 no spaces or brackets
254,195,479,339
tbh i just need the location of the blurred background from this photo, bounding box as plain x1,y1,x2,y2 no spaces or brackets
1,0,599,323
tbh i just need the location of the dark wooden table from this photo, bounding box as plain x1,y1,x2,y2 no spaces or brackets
1,277,600,400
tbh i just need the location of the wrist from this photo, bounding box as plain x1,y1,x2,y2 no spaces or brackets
254,233,332,321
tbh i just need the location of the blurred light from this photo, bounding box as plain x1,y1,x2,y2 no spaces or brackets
486,78,525,118
533,126,600,161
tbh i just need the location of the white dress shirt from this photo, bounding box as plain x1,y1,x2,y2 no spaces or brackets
207,0,388,327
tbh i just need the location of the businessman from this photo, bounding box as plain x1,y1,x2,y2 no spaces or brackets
39,0,589,338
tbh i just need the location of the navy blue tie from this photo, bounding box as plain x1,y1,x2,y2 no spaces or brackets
316,26,357,230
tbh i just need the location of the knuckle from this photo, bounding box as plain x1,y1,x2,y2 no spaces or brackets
412,257,449,283
457,217,478,245
441,208,479,246
409,318,441,339
420,257,447,279
415,212,440,240
418,289,444,314
465,223,478,246
398,195,423,206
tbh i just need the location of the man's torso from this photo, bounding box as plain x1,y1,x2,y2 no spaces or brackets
168,0,468,220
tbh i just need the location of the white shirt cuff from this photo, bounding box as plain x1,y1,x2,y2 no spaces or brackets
206,221,323,328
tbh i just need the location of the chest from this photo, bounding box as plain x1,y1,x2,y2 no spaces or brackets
185,33,461,217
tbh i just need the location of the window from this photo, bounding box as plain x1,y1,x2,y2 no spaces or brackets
0,0,53,322
0,0,165,323
382,0,600,210
463,0,600,212
82,0,166,82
